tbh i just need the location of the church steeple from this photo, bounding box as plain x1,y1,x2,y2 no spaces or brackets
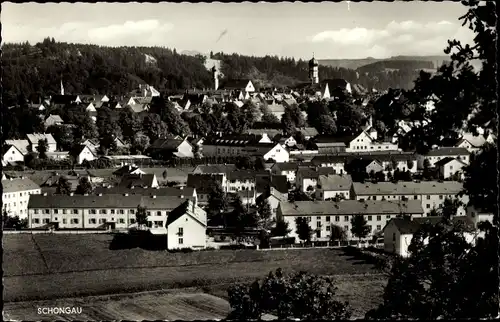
308,53,319,84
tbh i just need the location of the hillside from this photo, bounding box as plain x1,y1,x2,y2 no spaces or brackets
318,55,449,70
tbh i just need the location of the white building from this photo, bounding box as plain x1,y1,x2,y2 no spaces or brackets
277,200,424,241
2,145,25,164
2,177,41,219
419,147,470,168
163,199,207,250
383,216,476,257
351,181,468,216
26,133,58,153
315,174,353,200
345,131,400,153
271,162,299,183
435,157,467,179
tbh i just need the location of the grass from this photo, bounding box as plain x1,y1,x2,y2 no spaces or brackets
3,234,387,316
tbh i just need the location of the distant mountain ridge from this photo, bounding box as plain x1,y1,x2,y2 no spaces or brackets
318,55,450,70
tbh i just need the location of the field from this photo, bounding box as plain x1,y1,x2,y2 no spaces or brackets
3,234,387,318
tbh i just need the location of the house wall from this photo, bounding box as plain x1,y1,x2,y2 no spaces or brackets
346,132,373,152
3,188,41,219
264,145,289,163
316,189,350,200
245,81,256,93
298,177,317,192
3,147,25,164
422,154,470,168
227,179,256,192
167,213,206,249
203,145,245,157
278,210,423,242
177,141,194,158
439,159,465,179
319,163,345,175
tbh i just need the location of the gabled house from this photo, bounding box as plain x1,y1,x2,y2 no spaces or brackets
296,167,335,192
114,137,128,149
149,137,194,159
69,145,96,165
315,174,353,200
455,133,488,153
419,147,470,168
271,162,299,183
44,115,64,128
192,164,237,176
118,173,159,189
82,139,99,153
162,199,207,250
85,102,96,112
267,103,286,120
2,145,25,165
5,139,30,155
383,216,476,257
434,157,467,180
226,170,269,192
297,127,319,140
320,79,352,99
202,134,273,158
219,79,255,93
26,133,57,153
113,165,146,176
273,134,297,147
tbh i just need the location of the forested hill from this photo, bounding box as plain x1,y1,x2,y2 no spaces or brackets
3,38,431,106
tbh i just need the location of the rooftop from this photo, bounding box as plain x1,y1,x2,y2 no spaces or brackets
352,181,464,196
2,178,40,193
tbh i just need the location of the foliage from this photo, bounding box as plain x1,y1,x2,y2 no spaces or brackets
350,214,371,242
56,176,73,195
227,268,351,320
142,113,169,142
119,107,142,143
46,125,75,151
36,139,49,159
3,210,28,229
207,181,229,218
330,225,347,242
271,219,292,237
135,206,148,229
257,199,274,231
132,132,150,154
75,176,93,195
295,217,312,242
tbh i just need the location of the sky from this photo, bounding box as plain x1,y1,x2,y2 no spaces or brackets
2,2,475,60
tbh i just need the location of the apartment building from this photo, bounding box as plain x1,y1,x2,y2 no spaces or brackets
2,177,41,219
315,174,353,200
351,181,468,216
27,194,195,229
296,167,335,192
277,199,424,241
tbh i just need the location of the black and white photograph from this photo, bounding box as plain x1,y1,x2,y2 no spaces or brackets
1,1,498,320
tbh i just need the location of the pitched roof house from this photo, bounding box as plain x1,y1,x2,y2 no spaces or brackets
118,173,159,189
44,115,64,127
26,133,57,152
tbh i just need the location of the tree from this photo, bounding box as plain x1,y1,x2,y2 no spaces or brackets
235,156,252,170
36,138,49,159
188,114,210,137
142,113,168,141
350,214,370,244
75,177,93,195
47,125,74,151
3,209,28,229
318,114,337,135
56,176,73,195
271,219,291,237
207,181,229,218
228,268,351,320
261,112,280,124
295,217,312,243
135,206,148,229
254,157,266,171
132,131,150,154
162,169,168,181
119,107,142,143
330,224,347,242
257,199,274,231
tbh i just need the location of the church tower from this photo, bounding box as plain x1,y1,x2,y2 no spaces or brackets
309,54,319,84
212,66,219,90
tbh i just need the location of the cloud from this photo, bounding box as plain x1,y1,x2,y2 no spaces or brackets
308,20,475,58
3,19,174,46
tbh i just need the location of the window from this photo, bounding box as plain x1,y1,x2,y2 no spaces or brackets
89,218,96,224
62,209,67,214
54,217,58,221
119,209,125,214
71,218,79,224
326,216,331,222
426,195,431,200
54,209,59,214
344,225,349,231
32,218,40,224
326,225,331,231
147,211,151,216
386,215,391,219
130,218,136,224
90,209,96,214
179,238,184,245
178,227,184,236
372,196,377,200
307,217,311,222
34,209,39,214
157,211,162,216
414,195,418,200
110,209,115,214
367,215,372,221
99,218,107,224
63,219,67,224
439,195,443,200
317,221,322,228
376,215,381,221
426,204,431,209
393,233,396,241
44,209,50,214
99,209,107,214
334,215,339,222
73,209,78,214
344,216,349,221
316,216,321,220
377,225,381,231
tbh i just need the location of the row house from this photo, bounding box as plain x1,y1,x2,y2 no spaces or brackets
418,147,470,168
27,194,196,230
351,181,468,216
383,216,476,257
277,199,424,241
345,131,399,153
94,186,197,202
315,174,353,200
226,170,269,192
2,177,41,219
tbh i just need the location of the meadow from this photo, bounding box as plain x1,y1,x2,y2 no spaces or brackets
3,234,387,317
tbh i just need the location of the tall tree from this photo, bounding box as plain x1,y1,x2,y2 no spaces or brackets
271,219,291,237
295,216,312,243
330,224,347,243
132,131,150,154
142,113,168,141
56,176,73,195
257,199,274,231
350,214,371,244
36,138,49,159
119,107,142,143
207,181,229,218
135,206,148,229
75,176,93,195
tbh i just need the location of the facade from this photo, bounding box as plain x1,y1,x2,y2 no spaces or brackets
202,134,272,158
315,174,353,200
27,194,195,229
27,133,57,153
72,145,96,164
311,156,346,175
309,57,319,84
277,200,424,241
226,170,268,192
351,181,468,216
419,147,470,168
435,157,467,179
164,199,207,250
2,178,42,219
186,174,226,205
149,138,194,159
44,114,64,127
455,133,487,153
271,162,299,183
2,145,25,164
345,131,400,152
296,167,335,192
